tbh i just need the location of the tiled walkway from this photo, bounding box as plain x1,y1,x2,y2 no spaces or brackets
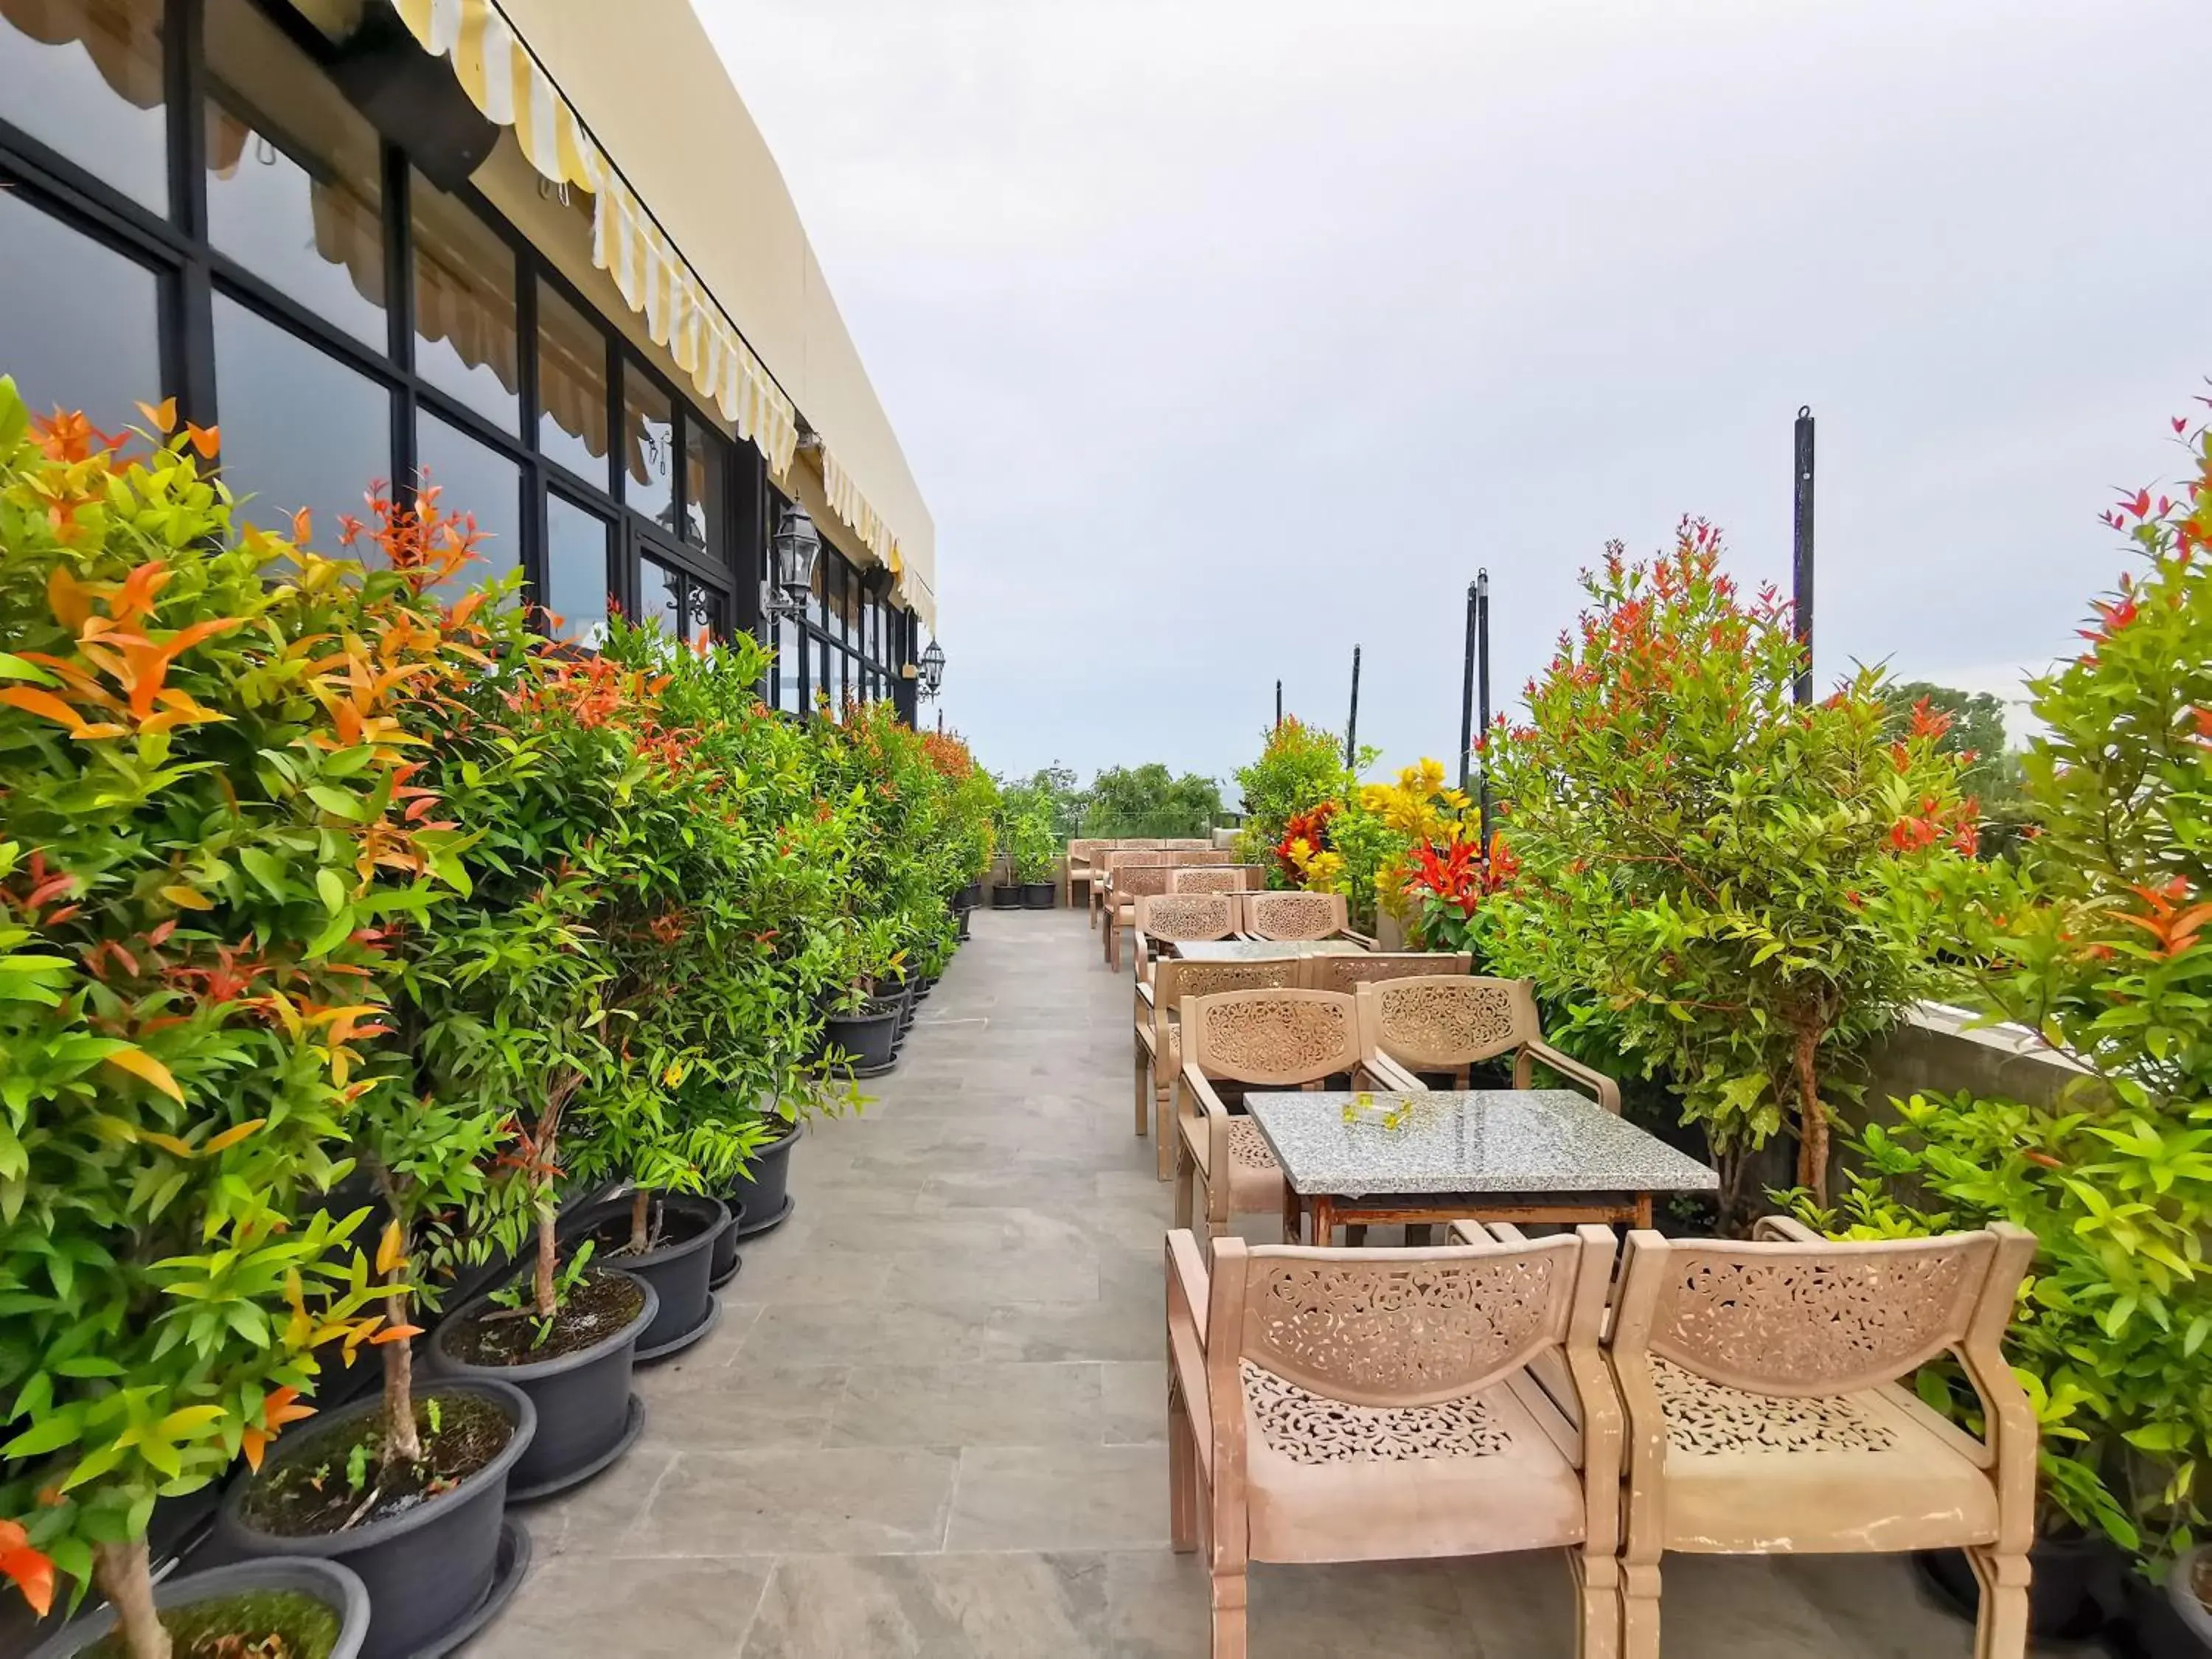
469,908,2081,1657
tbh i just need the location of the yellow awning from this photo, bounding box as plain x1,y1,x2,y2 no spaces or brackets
385,0,799,479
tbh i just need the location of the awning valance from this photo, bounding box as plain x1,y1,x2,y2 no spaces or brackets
380,0,928,625
384,0,799,479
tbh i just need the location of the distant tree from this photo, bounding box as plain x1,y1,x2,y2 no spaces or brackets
1081,764,1223,838
997,765,1085,842
1879,681,2033,857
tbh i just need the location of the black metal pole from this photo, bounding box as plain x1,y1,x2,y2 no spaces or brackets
1792,404,1815,705
1476,571,1492,847
1458,578,1479,795
1275,679,1282,731
1344,645,1361,769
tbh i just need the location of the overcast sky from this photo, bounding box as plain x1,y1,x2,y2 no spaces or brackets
701,0,2211,788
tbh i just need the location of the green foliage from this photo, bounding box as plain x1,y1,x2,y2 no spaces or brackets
1079,764,1221,840
1481,521,1979,1220
1879,680,2034,859
1233,717,1355,876
0,388,465,1607
1816,408,2212,1568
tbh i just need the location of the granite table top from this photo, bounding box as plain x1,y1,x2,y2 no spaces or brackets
1171,939,1371,961
1245,1090,1720,1198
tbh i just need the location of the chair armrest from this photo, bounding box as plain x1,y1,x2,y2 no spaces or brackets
1520,1038,1622,1113
1135,978,1156,1008
1360,1051,1427,1093
1133,931,1153,980
1450,1220,1531,1245
1164,1228,1214,1477
1166,1228,1210,1352
1750,1214,1823,1244
1178,1060,1225,1172
1339,928,1377,950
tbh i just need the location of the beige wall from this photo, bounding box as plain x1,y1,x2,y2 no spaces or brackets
490,0,936,617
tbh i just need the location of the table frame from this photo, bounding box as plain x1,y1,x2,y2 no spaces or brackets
1281,1187,1655,1245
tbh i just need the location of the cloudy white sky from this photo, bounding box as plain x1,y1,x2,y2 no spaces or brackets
702,0,2211,786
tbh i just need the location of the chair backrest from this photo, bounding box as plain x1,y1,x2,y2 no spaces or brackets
1356,975,1539,1071
1134,892,1236,943
1307,950,1473,996
1180,987,1360,1085
1123,838,1168,849
1101,849,1176,875
1067,838,1105,863
1214,1231,1599,1408
1113,864,1178,902
1163,838,1216,850
1239,889,1349,941
1609,1229,2004,1397
1169,866,1250,894
1153,956,1304,1024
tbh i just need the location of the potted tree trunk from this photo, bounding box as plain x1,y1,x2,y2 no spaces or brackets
558,1189,731,1363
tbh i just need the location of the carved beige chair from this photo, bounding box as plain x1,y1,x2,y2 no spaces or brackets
1165,1224,1624,1659
1104,866,1180,970
1303,949,1472,995
1170,865,1265,894
1355,975,1621,1110
1164,838,1218,851
1135,956,1304,1179
1065,838,1106,910
1173,988,1380,1239
1093,849,1175,931
1605,1218,2039,1659
1133,893,1238,985
1237,890,1375,947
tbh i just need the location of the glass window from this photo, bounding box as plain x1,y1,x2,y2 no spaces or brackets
212,293,389,547
682,420,725,554
205,0,387,348
621,365,675,532
411,171,518,430
807,546,828,631
0,194,161,439
538,281,608,490
816,636,832,713
683,579,723,650
825,558,847,645
415,411,521,601
0,0,168,213
773,616,801,710
544,495,611,647
637,554,678,643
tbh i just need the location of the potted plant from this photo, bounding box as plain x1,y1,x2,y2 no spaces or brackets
0,397,505,1659
26,1559,372,1659
1013,807,1058,908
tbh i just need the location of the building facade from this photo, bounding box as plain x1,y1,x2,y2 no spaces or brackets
0,0,933,719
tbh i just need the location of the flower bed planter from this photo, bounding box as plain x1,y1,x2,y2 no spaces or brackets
215,1379,535,1659
1917,1534,2116,1644
428,1272,654,1503
29,1559,371,1659
720,1116,803,1253
2122,1547,2212,1658
820,1000,900,1076
562,1194,728,1362
989,883,1021,910
1020,881,1055,909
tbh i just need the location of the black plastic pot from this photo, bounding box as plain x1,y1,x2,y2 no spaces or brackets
961,880,984,908
214,1379,535,1659
29,1559,371,1659
1917,1533,2118,1643
989,883,1020,910
957,906,973,940
1020,881,1055,909
822,1000,900,1073
562,1194,728,1361
723,1116,804,1245
428,1270,654,1502
2121,1548,2212,1658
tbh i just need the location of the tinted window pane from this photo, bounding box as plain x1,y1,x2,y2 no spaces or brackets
622,366,674,532
415,411,521,601
773,616,801,711
0,194,161,438
212,293,387,546
682,420,726,554
0,0,167,213
684,580,723,649
205,0,386,348
544,495,610,647
826,559,847,645
638,555,681,644
538,281,608,489
413,172,518,430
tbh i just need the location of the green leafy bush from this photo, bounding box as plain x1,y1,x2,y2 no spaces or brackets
1079,764,1221,840
1233,717,1356,878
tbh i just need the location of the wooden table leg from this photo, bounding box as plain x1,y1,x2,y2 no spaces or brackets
1635,1193,1654,1229
1282,1185,1303,1245
1312,1196,1334,1249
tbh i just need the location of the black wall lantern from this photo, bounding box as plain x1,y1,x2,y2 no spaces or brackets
765,501,821,621
918,638,945,700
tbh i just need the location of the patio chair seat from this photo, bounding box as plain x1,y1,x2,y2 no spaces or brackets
1648,1359,2000,1554
1237,1360,1588,1563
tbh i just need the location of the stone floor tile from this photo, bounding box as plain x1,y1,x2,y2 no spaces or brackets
622,1447,958,1557
944,1443,1169,1551
1099,1360,1167,1444
829,1362,1101,1448
740,1552,1113,1658
636,1357,848,1450
464,1552,773,1659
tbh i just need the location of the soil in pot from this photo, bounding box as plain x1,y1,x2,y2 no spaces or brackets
80,1589,338,1659
239,1393,510,1537
215,1380,533,1659
441,1269,646,1368
568,1194,727,1358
